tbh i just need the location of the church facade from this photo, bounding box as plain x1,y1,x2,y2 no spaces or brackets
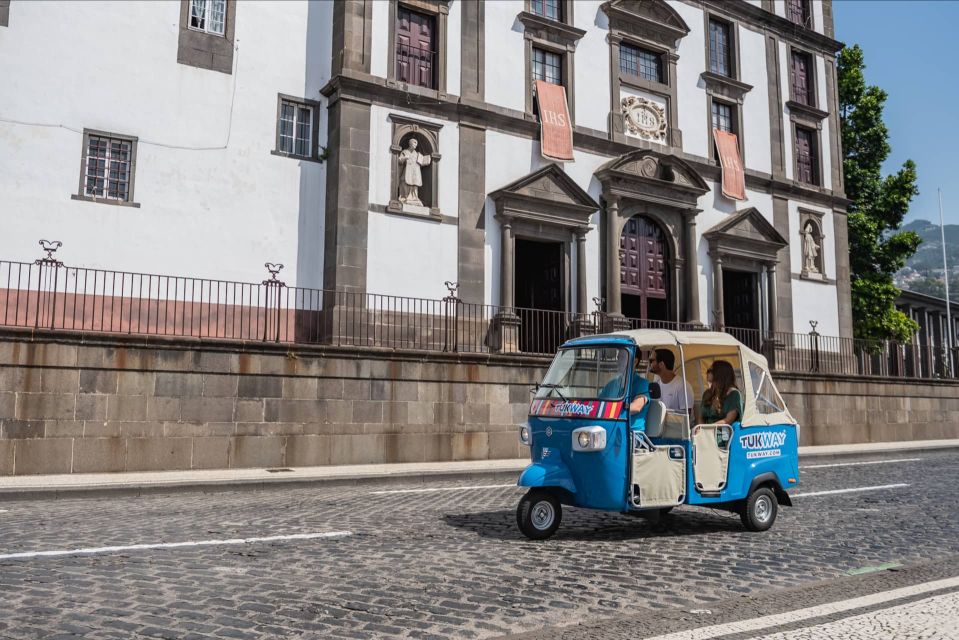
0,0,851,342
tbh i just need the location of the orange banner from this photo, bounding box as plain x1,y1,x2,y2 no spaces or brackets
714,129,745,201
535,80,574,162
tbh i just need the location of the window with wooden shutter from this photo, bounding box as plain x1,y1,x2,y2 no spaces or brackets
795,127,817,185
395,6,436,89
791,51,814,106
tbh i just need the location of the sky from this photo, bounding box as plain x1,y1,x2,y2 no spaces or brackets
833,0,959,225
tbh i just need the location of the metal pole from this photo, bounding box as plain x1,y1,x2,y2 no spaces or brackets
939,189,954,375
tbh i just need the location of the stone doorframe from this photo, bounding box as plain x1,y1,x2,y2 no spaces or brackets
702,207,788,331
489,164,599,315
595,149,709,327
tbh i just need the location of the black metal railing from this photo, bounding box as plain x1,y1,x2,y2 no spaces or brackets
1,244,957,378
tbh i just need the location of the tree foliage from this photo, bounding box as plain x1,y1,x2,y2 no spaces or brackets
839,45,920,343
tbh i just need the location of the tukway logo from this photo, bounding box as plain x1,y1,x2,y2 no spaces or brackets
553,402,593,416
739,431,786,459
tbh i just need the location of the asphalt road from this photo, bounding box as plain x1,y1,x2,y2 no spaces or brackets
1,450,957,639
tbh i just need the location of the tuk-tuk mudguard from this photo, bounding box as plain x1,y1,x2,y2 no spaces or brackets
518,462,577,495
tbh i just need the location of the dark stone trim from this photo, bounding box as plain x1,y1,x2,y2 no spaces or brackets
457,123,486,304
516,11,586,48
332,0,373,75
321,70,852,210
785,44,820,111
74,129,140,208
785,100,828,124
176,0,236,75
760,0,774,12
789,119,825,189
703,10,741,81
600,0,690,48
522,19,579,121
387,0,450,96
772,195,794,332
369,203,452,225
833,210,853,339
791,274,836,285
273,93,324,162
765,33,786,180
822,0,835,39
705,94,745,164
679,0,844,54
0,0,9,27
824,57,844,195
700,71,753,102
460,0,484,100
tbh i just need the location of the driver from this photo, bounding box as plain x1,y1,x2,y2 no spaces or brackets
649,348,693,418
628,352,650,415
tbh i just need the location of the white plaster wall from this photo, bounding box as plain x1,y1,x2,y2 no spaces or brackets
816,55,832,190
0,1,331,288
671,1,709,158
792,279,839,336
485,0,526,114
572,0,610,132
769,1,786,19
367,105,460,219
369,0,390,79
812,0,825,35
738,26,772,175
366,213,459,300
779,40,794,181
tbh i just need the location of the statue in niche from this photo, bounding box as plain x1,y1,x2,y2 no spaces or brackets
802,222,821,275
398,137,432,207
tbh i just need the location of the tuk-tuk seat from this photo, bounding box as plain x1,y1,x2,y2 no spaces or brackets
644,400,667,437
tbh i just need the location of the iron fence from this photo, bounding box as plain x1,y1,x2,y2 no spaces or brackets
1,245,956,379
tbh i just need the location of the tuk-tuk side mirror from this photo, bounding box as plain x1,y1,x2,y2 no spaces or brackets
648,382,661,400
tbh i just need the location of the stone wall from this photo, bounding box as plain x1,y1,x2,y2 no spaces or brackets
0,330,547,475
0,330,957,475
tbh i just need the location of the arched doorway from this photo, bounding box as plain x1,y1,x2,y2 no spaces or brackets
620,215,670,323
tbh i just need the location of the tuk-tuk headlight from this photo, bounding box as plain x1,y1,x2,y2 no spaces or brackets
519,424,531,445
572,426,607,452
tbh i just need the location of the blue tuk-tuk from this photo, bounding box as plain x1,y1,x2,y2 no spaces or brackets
516,329,799,539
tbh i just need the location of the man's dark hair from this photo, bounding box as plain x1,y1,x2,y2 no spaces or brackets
655,348,675,370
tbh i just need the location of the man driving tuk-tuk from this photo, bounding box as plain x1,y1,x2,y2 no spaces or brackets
516,329,799,540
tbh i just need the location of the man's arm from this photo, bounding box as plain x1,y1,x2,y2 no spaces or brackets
629,395,647,414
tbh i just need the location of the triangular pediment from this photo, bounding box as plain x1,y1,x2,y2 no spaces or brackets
602,0,690,43
490,164,599,211
704,208,787,247
597,149,710,194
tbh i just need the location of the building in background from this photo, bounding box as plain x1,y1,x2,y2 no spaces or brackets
0,0,851,347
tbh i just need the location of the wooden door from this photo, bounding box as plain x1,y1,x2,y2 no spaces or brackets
396,7,435,89
620,216,668,320
791,52,810,105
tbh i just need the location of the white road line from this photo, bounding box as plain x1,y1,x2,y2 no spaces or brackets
371,484,516,495
0,509,8,513
0,531,352,561
642,575,959,640
800,457,922,470
794,483,909,498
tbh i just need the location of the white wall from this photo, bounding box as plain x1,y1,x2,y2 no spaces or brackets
787,199,839,336
739,26,772,174
484,0,526,113
673,1,709,159
370,0,390,79
572,0,611,132
816,55,832,190
0,1,331,288
778,40,794,181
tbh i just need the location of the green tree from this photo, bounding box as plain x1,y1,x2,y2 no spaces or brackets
839,44,920,343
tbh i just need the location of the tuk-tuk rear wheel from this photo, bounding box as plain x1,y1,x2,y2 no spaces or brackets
740,486,778,532
517,489,562,540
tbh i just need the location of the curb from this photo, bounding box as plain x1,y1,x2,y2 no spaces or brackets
2,440,957,501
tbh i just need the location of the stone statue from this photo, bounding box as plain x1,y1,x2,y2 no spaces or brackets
398,138,432,207
802,222,820,274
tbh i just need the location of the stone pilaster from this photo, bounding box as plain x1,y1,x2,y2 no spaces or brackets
457,123,486,304
684,211,702,326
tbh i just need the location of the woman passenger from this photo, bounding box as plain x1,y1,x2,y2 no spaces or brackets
699,360,744,425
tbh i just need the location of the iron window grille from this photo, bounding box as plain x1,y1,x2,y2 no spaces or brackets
81,134,135,203
189,0,226,36
278,100,313,158
530,0,562,21
711,101,735,134
620,43,664,84
708,19,732,77
795,127,818,185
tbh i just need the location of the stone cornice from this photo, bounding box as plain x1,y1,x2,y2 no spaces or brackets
786,100,830,124
701,71,753,103
321,70,850,211
516,11,586,51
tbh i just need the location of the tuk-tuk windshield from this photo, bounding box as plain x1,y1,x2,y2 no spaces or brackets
534,346,630,401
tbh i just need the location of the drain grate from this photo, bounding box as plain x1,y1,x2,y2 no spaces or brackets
265,468,295,473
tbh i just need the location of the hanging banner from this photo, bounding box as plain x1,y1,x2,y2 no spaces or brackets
713,129,746,201
535,80,574,162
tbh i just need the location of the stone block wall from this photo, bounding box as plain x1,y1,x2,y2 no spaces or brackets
0,330,547,475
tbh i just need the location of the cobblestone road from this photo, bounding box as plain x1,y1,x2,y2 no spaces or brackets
1,450,957,639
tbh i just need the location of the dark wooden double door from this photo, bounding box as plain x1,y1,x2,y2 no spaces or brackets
395,7,435,89
620,216,669,322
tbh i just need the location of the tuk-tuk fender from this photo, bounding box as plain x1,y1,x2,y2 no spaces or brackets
518,462,577,495
747,471,793,506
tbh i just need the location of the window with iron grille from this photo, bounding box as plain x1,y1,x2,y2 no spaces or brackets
711,100,735,134
530,0,562,21
189,0,226,36
532,47,563,85
786,0,811,27
791,50,814,106
795,127,818,185
76,131,137,205
620,43,664,84
395,6,436,89
276,98,315,159
708,19,732,77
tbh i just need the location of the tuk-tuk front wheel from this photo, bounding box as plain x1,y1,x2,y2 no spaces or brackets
517,489,562,540
740,486,778,532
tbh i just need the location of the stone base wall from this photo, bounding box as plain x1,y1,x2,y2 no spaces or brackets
0,330,957,475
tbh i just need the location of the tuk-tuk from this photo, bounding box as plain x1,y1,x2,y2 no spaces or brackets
516,329,799,539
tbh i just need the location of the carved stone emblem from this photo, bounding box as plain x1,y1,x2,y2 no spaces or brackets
622,96,667,143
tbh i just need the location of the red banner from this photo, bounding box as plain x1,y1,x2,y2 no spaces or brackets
535,80,574,162
714,129,745,201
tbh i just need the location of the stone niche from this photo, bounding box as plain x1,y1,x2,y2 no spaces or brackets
388,114,443,218
799,209,826,280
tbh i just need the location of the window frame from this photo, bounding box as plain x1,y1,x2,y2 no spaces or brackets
529,0,564,23
793,124,821,186
619,42,665,85
526,41,574,121
272,94,323,163
386,0,449,96
71,129,140,208
788,47,817,108
187,0,227,37
786,0,813,29
706,95,745,163
706,16,735,79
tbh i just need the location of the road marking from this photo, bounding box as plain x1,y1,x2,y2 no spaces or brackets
0,509,8,513
793,483,909,498
800,457,922,469
0,531,352,561
848,561,903,576
641,575,959,640
371,484,516,495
